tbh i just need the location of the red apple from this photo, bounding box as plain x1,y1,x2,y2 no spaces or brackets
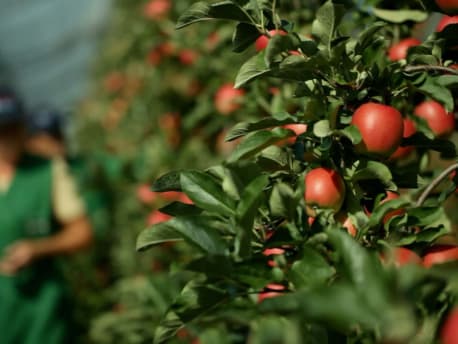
147,210,171,225
388,38,421,61
441,308,458,344
414,100,455,138
423,245,458,267
437,15,458,31
143,0,171,20
214,83,245,115
390,118,417,160
255,30,287,51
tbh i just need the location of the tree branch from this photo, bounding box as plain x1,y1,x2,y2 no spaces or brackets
415,162,458,207
404,65,458,75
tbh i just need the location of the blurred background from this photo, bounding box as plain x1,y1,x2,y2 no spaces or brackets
0,0,259,343
0,1,455,344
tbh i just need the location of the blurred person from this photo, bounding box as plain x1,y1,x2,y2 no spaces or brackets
26,106,67,158
26,106,110,238
0,86,93,344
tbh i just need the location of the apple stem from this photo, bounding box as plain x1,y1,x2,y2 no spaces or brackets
415,162,458,207
404,65,458,75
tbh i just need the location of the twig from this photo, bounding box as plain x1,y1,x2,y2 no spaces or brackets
415,162,458,207
404,65,458,75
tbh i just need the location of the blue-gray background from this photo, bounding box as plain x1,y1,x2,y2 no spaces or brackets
0,0,112,110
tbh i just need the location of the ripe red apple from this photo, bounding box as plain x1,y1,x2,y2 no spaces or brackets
104,72,125,93
143,0,171,20
282,123,308,145
380,191,405,223
263,248,285,267
436,0,458,13
255,30,287,52
179,49,199,65
437,15,458,31
441,308,458,344
304,168,346,216
423,245,458,267
147,49,162,66
414,100,455,138
214,83,245,115
137,184,156,204
388,38,421,61
351,103,404,156
380,247,421,266
394,247,422,266
257,283,286,302
216,129,241,155
336,213,357,236
147,210,171,226
390,118,417,160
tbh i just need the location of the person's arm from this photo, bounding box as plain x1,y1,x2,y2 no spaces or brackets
0,158,93,275
0,217,92,275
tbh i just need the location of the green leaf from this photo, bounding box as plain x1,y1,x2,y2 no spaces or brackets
269,182,298,218
354,22,385,55
313,120,332,138
265,34,301,68
366,198,410,229
403,133,456,158
235,54,270,88
228,128,294,162
271,54,325,82
311,1,345,55
289,246,335,289
372,8,428,23
232,22,260,53
136,222,183,250
352,161,393,187
176,1,253,29
417,77,454,112
154,281,227,343
336,125,362,144
226,117,294,141
249,316,302,344
326,229,389,313
181,171,236,216
152,171,182,192
137,216,228,254
235,174,269,259
159,201,203,217
259,285,383,331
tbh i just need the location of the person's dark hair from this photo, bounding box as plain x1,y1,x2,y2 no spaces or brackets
27,106,65,141
0,85,24,126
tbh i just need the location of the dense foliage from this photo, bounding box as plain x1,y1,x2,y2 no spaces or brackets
131,0,458,343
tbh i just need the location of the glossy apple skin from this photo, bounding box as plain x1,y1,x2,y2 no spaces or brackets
414,100,455,138
441,308,458,344
282,123,308,145
147,210,171,226
423,245,458,268
388,38,421,61
390,118,417,160
255,30,287,51
304,168,346,215
143,0,171,20
336,213,357,236
381,191,405,223
257,284,286,302
351,103,404,156
394,247,422,266
214,83,245,115
437,15,458,31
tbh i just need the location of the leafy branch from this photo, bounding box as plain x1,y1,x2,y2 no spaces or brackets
415,162,458,207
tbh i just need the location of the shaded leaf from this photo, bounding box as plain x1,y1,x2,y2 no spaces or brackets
181,171,236,216
176,1,252,29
